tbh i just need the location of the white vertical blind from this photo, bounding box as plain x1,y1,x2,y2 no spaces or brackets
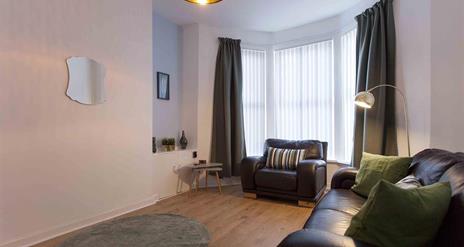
272,40,335,159
242,49,267,156
339,29,357,163
241,33,357,163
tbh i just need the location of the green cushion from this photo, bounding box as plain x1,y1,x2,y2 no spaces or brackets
345,180,451,247
351,152,412,197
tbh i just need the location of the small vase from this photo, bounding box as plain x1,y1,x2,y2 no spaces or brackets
179,130,188,150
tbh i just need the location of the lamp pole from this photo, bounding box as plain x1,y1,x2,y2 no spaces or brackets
364,84,411,157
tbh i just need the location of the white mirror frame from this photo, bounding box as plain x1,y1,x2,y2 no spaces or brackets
66,57,106,105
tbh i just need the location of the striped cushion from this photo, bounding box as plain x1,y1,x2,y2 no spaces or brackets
266,147,307,170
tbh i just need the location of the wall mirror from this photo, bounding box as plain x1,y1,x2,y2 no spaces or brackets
66,57,106,105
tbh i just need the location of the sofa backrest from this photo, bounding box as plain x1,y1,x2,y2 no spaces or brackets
263,139,328,161
409,149,462,185
410,149,464,247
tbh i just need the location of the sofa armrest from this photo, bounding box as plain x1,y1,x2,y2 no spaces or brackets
297,159,327,198
331,167,358,190
278,229,374,247
240,156,265,191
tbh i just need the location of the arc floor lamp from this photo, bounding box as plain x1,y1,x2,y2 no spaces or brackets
354,84,411,156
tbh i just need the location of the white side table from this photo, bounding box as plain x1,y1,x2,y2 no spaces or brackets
189,163,223,193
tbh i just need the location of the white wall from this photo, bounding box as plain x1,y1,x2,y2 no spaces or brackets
180,24,200,149
0,0,155,246
153,13,183,143
430,0,464,152
395,0,432,155
395,0,464,154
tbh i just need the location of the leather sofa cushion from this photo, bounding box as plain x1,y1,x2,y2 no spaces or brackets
435,162,464,246
304,209,354,236
263,139,325,160
315,189,366,216
410,149,461,185
255,168,297,191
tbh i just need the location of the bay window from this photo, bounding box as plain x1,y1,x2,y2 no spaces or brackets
242,28,357,163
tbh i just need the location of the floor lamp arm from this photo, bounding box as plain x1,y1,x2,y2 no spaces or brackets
367,84,411,157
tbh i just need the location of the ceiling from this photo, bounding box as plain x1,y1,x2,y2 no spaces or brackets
153,0,362,32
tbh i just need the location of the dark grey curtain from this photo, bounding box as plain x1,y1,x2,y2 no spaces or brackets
210,38,246,177
352,0,397,167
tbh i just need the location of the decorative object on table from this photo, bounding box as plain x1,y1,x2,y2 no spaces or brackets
352,0,397,168
161,138,176,152
152,137,157,153
157,72,170,100
66,57,106,105
355,83,410,157
185,0,223,5
179,130,188,149
199,160,207,165
58,214,210,247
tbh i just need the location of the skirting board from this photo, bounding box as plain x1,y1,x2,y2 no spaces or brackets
1,194,160,247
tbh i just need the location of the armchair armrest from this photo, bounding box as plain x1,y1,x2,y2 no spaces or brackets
297,159,327,198
331,167,358,190
240,156,265,191
278,229,374,247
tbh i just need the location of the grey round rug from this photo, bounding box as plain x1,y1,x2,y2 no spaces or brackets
59,214,210,247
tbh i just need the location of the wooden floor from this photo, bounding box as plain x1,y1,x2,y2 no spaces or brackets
34,185,312,247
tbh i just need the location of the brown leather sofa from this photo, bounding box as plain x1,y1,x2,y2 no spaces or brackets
240,139,328,206
279,149,464,247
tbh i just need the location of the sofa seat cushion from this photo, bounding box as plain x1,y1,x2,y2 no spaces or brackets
316,189,366,216
304,209,354,235
255,168,297,191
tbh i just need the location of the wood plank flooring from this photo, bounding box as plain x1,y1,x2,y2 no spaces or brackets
34,185,312,247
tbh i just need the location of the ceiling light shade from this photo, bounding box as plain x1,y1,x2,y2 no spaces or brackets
354,91,375,109
185,0,223,5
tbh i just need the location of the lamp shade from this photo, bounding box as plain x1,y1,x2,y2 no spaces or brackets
354,91,375,109
185,0,222,5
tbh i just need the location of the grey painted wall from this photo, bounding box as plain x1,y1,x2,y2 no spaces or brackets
153,13,183,144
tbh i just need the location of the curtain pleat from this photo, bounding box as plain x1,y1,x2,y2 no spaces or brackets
211,38,246,177
352,0,397,167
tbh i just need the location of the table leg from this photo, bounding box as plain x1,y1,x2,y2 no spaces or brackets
189,170,196,195
205,170,208,191
215,171,222,194
196,171,200,191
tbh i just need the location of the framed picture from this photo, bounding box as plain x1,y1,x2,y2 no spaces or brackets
157,72,170,100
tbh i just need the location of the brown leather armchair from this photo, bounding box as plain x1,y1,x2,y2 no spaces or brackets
240,139,328,206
